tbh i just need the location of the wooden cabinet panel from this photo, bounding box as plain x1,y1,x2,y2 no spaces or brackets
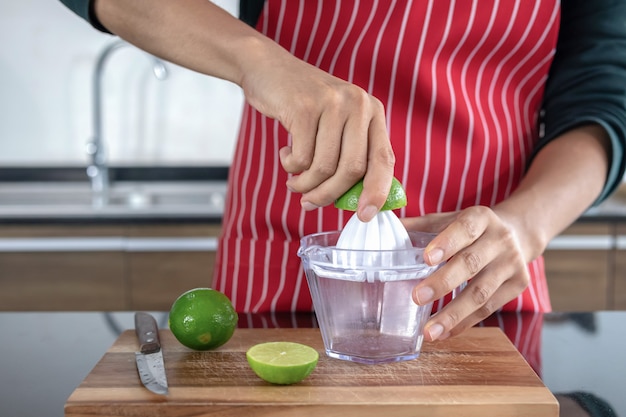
126,223,220,310
0,223,220,311
615,225,626,309
0,252,126,311
615,252,626,309
543,223,613,311
2,219,620,312
128,252,215,310
543,250,610,311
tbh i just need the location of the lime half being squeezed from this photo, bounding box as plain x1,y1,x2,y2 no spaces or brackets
334,176,412,252
334,177,407,211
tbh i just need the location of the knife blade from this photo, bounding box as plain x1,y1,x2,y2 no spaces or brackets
134,312,169,395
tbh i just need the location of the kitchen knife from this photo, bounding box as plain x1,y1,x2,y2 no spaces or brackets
134,312,169,395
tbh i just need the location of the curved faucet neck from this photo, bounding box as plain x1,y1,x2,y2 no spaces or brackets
86,40,168,195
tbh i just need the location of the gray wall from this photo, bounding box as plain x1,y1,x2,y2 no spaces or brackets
0,0,243,166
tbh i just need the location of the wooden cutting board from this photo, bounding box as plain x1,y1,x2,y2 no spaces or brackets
65,327,558,417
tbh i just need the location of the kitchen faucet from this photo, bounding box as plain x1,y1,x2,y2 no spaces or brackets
86,40,168,198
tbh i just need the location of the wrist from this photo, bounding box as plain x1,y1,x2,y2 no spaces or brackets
493,200,550,263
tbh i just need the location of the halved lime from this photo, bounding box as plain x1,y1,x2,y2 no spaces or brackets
334,176,407,211
246,341,319,385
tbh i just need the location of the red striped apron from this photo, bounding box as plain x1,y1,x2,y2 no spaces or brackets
215,0,560,314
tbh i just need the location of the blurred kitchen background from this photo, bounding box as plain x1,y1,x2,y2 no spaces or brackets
1,0,626,315
1,0,243,167
0,0,243,312
2,4,625,417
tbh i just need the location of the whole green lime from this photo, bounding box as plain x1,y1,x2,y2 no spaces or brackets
168,288,238,350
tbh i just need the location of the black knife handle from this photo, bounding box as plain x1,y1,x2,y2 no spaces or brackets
134,312,161,354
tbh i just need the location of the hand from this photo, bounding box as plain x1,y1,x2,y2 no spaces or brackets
240,46,395,222
94,0,394,222
401,206,531,341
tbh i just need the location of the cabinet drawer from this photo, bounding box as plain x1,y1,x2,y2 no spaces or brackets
543,223,613,311
0,223,220,311
543,250,610,311
615,225,626,309
0,252,126,311
129,251,215,310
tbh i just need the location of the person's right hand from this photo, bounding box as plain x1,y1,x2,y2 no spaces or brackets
94,0,395,221
240,44,395,222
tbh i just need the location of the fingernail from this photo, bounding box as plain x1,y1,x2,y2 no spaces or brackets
416,286,435,305
301,201,319,211
427,323,444,341
359,205,378,222
427,248,444,265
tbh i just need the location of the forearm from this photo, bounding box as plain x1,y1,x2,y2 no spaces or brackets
94,0,280,86
494,124,611,262
92,0,394,213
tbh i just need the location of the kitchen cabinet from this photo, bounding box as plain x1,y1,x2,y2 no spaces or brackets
1,219,625,312
615,224,626,309
126,225,217,310
0,252,127,310
543,223,614,311
0,224,220,311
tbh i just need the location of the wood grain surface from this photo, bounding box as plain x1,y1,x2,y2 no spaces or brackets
65,327,558,417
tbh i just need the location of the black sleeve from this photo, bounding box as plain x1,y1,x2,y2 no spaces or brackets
59,0,111,33
239,0,265,27
537,0,626,205
61,0,264,32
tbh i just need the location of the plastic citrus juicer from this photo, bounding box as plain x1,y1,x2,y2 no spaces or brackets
334,178,413,280
298,178,442,364
333,209,416,284
335,178,410,246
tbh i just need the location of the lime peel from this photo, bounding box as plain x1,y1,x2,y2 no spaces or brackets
334,177,407,211
168,288,237,351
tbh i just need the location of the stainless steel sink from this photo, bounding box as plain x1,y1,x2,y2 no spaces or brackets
0,181,227,219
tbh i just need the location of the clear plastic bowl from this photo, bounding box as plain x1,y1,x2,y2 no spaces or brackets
298,231,442,364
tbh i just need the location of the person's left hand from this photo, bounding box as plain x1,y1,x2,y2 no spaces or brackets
401,205,531,341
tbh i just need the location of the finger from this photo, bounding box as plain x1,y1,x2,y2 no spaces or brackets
356,109,395,222
422,271,529,341
286,106,348,195
412,225,502,307
296,103,372,209
401,212,459,234
280,112,319,174
422,206,491,266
